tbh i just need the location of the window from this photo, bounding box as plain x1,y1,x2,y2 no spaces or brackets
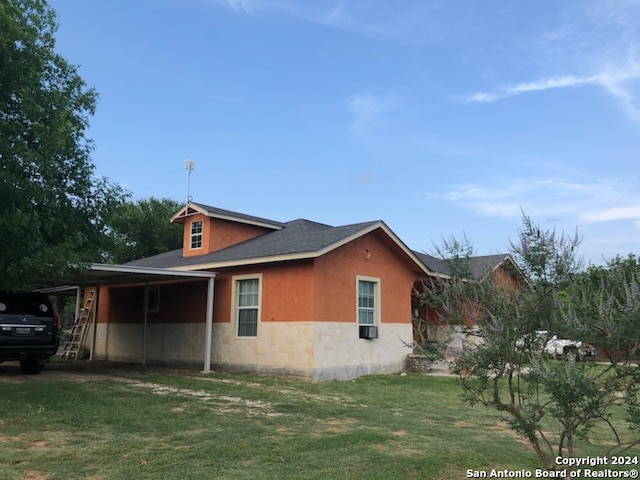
235,276,261,337
190,220,203,249
357,277,379,325
146,286,160,314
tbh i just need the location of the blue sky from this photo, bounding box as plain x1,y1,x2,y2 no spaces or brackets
49,0,640,265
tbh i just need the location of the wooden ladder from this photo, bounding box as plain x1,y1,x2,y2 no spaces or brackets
60,290,95,360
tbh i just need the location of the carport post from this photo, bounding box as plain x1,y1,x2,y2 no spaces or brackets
74,287,82,323
90,286,100,360
203,277,215,372
142,283,149,365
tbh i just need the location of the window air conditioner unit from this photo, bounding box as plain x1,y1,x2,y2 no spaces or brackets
359,325,378,339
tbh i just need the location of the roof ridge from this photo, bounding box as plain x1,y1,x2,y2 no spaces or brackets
284,218,381,230
284,218,334,228
189,202,286,228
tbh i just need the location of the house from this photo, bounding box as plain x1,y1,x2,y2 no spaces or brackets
411,251,527,357
78,202,517,381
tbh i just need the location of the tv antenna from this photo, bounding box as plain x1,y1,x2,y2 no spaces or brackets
185,159,195,204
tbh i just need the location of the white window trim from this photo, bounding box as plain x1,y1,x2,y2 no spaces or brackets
356,275,381,326
231,274,262,338
190,220,203,250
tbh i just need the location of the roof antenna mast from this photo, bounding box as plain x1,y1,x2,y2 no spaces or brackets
184,159,195,205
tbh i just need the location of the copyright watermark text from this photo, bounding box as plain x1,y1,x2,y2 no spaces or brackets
466,457,639,478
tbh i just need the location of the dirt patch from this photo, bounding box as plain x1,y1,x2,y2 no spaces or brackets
21,470,49,480
123,379,284,417
453,420,474,428
0,360,197,383
319,417,359,434
198,376,348,404
372,441,422,457
489,420,531,446
197,377,263,388
0,360,291,418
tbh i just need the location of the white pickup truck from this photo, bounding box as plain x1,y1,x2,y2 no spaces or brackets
519,331,597,361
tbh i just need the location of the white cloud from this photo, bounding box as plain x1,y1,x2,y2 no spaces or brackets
209,0,447,43
465,75,596,103
465,68,640,122
346,92,394,133
439,178,637,225
580,206,640,223
464,0,640,123
468,201,522,218
218,0,258,14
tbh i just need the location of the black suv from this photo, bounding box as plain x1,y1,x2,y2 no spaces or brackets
0,291,60,374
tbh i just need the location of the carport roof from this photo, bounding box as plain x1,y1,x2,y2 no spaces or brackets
38,263,216,292
36,264,217,372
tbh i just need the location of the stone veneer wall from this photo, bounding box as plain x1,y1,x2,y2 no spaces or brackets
93,321,413,381
427,324,482,360
210,321,413,381
92,323,206,366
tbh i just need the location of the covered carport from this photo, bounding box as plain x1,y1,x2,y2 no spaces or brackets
39,264,216,372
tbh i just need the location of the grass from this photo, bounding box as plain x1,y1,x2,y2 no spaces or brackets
0,362,636,480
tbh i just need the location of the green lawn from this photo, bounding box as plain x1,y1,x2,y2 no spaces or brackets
0,361,634,479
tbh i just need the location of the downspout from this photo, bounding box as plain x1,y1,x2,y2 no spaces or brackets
203,277,215,372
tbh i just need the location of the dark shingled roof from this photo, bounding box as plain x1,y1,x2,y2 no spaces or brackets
412,251,450,274
412,251,510,279
126,203,511,276
125,218,381,269
188,202,286,229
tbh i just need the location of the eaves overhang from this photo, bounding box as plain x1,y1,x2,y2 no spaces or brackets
37,263,216,291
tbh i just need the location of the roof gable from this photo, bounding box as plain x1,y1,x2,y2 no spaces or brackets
170,202,285,230
412,251,517,280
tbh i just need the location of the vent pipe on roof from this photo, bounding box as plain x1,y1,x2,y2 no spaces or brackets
185,159,195,206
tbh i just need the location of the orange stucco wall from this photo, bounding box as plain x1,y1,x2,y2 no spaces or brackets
209,232,418,327
96,230,420,329
494,263,527,291
180,214,272,258
314,231,419,324
212,260,315,325
94,287,109,324
96,281,208,324
181,213,208,258
206,217,272,254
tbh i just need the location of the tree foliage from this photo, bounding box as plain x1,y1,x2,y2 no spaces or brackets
104,197,183,263
0,0,125,290
419,215,640,472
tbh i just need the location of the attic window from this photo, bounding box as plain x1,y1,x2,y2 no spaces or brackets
190,220,203,249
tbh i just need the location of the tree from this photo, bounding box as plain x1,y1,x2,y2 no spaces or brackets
419,215,640,473
564,254,640,363
104,197,183,263
0,0,125,290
